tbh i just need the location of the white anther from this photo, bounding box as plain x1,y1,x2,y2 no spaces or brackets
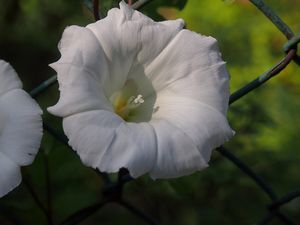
133,94,144,104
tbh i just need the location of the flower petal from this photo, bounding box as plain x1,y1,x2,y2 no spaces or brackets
152,94,234,164
144,30,229,114
86,1,184,92
50,2,185,116
48,25,113,117
0,153,21,198
0,89,43,165
149,120,208,179
63,110,157,178
162,62,230,115
0,60,22,97
48,2,234,179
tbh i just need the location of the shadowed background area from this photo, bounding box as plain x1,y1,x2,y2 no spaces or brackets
0,0,300,224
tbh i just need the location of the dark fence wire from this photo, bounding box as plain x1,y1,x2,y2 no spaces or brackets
18,0,300,224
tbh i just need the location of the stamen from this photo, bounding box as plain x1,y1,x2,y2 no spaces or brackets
109,79,150,121
129,94,144,106
133,94,144,104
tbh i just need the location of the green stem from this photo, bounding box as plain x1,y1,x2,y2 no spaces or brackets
93,0,100,20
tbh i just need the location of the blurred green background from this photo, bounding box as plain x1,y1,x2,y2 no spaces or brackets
0,0,300,224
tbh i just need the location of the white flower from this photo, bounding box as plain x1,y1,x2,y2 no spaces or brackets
48,2,234,179
0,60,43,197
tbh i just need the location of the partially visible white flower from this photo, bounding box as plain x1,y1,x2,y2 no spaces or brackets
48,2,234,179
0,60,43,197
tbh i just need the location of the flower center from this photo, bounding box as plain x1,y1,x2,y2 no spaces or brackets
109,73,157,122
110,79,145,121
114,94,145,120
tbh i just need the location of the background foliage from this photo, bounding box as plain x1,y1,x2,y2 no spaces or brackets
0,0,299,224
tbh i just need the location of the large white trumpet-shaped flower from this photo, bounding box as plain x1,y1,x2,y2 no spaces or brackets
0,60,42,197
48,2,234,179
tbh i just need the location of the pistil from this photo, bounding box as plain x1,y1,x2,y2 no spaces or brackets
115,94,145,120
109,79,147,121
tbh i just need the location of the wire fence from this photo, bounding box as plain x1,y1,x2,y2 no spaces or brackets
19,0,300,224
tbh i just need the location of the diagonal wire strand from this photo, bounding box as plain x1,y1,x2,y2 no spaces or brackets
216,146,277,200
229,49,296,104
29,75,57,98
59,200,110,225
217,147,299,225
249,0,294,39
43,123,112,183
269,189,300,210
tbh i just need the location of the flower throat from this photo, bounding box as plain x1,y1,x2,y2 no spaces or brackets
110,79,144,121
